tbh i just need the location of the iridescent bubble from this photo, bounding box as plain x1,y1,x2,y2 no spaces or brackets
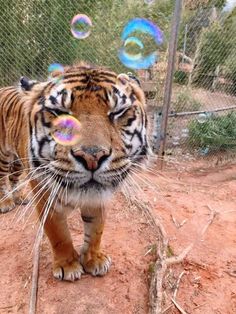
199,147,209,156
71,14,92,39
197,113,207,124
172,136,180,146
144,0,155,4
51,115,81,146
119,18,163,70
181,128,189,138
124,37,144,60
48,63,64,84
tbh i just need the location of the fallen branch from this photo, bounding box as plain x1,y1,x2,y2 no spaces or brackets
171,298,189,314
29,227,43,314
225,270,236,278
166,244,194,266
170,215,187,229
162,304,173,313
173,271,187,300
0,305,16,310
128,194,217,314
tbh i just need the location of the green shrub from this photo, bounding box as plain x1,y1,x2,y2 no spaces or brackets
173,89,202,112
174,70,188,85
188,111,236,152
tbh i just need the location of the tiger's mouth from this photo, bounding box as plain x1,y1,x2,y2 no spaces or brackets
79,178,104,191
52,171,121,192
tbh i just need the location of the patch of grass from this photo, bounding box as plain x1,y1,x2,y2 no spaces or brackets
148,262,155,275
188,111,236,152
173,89,202,112
174,70,188,85
166,244,175,258
146,244,157,256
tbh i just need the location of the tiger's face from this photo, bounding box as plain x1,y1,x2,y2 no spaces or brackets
27,65,149,207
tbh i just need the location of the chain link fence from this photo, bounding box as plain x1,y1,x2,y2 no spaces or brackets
0,0,235,159
167,3,236,158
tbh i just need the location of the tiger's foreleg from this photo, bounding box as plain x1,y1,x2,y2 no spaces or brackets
30,180,84,281
9,160,28,206
0,158,15,213
80,207,112,276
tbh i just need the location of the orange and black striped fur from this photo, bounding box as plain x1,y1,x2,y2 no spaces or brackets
0,63,149,281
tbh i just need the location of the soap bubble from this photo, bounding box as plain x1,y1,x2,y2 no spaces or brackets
144,0,155,4
48,63,64,84
119,18,163,70
181,128,189,138
199,147,209,156
51,115,81,146
123,37,144,60
172,136,180,146
71,14,92,39
197,113,207,124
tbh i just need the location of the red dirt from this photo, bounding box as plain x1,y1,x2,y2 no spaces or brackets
1,159,236,314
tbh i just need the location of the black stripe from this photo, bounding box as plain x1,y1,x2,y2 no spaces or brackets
112,156,127,163
74,86,87,91
125,116,136,127
97,93,108,104
60,267,64,280
40,111,52,128
124,143,132,150
130,91,136,104
96,71,117,78
132,129,143,145
38,136,51,158
0,159,9,166
92,78,115,84
62,73,87,80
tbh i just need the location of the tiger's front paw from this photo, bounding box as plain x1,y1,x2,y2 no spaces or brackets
80,252,112,276
53,258,84,282
0,196,15,213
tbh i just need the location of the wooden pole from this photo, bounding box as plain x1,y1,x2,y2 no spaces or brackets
158,0,183,168
182,24,188,65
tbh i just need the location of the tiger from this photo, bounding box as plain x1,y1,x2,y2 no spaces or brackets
0,63,149,281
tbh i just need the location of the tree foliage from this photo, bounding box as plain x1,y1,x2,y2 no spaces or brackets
0,0,174,86
184,0,226,10
185,6,236,91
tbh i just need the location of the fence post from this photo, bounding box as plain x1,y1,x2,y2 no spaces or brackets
158,0,183,168
182,23,188,65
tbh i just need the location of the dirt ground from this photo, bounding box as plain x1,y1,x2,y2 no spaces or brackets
0,157,236,314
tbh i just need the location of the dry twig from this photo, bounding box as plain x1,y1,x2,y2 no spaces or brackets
29,228,43,314
129,194,217,314
171,298,189,314
171,215,188,229
173,271,187,300
225,270,236,278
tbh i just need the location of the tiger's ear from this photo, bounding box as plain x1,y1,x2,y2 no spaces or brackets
127,72,141,87
19,76,38,92
117,73,130,86
117,73,146,107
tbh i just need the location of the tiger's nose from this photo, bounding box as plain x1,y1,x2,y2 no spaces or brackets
72,146,111,171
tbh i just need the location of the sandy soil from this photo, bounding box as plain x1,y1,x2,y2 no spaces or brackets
0,158,236,314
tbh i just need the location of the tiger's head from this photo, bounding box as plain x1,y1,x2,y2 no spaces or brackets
23,64,149,207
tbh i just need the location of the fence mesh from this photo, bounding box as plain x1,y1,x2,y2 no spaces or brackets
0,0,235,159
167,3,236,157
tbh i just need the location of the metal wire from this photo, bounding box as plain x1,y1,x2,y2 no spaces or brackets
0,0,235,157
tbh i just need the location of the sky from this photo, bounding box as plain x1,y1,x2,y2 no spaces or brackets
223,0,236,11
